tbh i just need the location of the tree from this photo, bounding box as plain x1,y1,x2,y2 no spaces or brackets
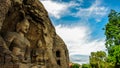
107,46,120,67
82,64,90,68
105,10,120,47
89,51,106,68
105,9,120,67
71,63,80,68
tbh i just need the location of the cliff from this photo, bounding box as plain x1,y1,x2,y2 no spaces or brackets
0,0,69,68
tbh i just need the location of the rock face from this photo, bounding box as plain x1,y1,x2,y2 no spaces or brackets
0,0,69,68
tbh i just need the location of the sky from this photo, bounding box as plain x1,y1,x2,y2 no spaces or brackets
40,0,120,64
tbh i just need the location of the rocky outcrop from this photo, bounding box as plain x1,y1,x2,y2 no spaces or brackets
0,0,69,68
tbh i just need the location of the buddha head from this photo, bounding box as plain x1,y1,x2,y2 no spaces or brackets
16,18,30,34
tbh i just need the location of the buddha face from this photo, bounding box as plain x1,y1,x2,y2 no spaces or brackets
17,19,30,34
21,19,29,33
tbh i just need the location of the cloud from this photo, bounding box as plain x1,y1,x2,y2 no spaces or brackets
74,0,108,22
55,25,106,56
40,0,78,19
41,0,108,22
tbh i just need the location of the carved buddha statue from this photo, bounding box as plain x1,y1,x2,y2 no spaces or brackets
4,18,30,63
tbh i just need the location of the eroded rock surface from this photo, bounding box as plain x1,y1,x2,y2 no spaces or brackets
0,0,69,68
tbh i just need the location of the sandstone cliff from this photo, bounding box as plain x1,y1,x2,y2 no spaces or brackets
0,0,69,68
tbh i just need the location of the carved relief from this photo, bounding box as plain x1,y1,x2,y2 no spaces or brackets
4,18,30,63
0,0,69,68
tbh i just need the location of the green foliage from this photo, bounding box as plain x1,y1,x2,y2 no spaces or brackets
107,46,120,64
106,63,115,68
89,51,107,68
105,9,120,67
72,63,80,68
105,10,120,48
82,64,90,68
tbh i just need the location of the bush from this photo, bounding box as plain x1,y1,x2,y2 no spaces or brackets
82,64,90,68
72,63,80,68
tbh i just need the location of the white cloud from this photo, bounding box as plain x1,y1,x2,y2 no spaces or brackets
41,0,108,21
74,0,108,22
40,0,77,19
55,25,106,56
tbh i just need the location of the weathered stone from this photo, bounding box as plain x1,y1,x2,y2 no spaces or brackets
0,0,69,68
4,18,31,63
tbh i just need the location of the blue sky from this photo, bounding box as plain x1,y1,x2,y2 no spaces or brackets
40,0,120,64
